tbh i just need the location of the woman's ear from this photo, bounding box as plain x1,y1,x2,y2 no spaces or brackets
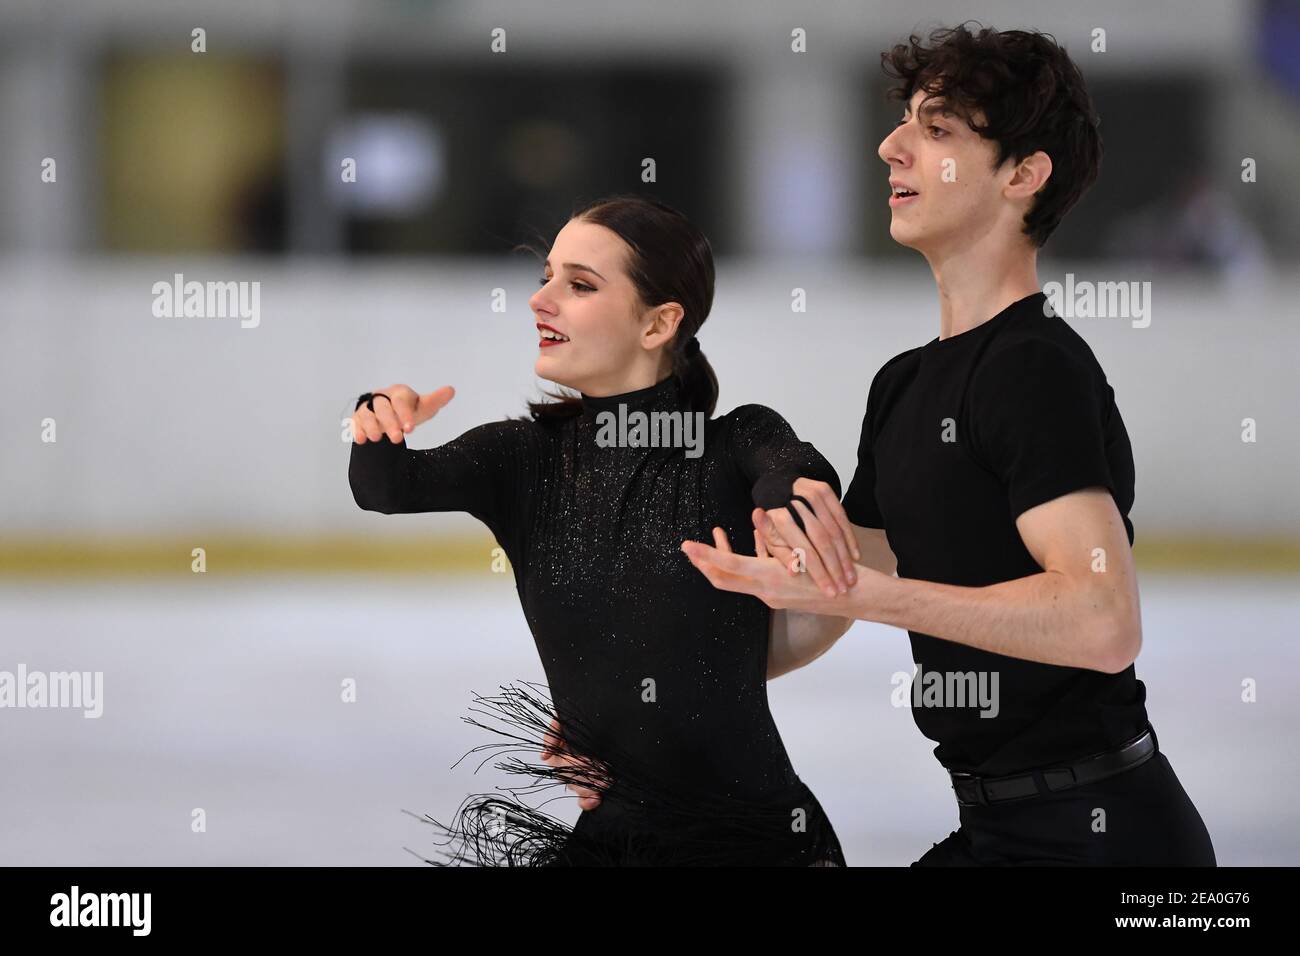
642,302,685,352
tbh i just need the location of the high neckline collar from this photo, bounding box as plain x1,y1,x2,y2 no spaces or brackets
579,374,685,419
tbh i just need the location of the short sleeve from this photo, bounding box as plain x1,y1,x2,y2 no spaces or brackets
348,418,533,533
726,404,841,509
841,398,885,528
968,340,1116,521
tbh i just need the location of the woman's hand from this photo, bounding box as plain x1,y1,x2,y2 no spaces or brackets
755,477,861,597
351,384,455,444
541,717,608,811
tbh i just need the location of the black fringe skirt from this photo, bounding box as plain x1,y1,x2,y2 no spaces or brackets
406,682,846,867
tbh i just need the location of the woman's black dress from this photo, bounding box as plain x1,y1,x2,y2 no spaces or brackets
349,374,846,866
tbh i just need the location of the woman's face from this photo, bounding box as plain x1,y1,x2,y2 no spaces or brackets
530,218,679,395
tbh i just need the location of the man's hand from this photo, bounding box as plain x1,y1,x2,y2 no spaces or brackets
540,718,609,811
683,526,888,615
756,478,861,598
352,384,456,444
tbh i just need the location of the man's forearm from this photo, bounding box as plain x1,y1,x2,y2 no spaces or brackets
767,610,853,680
852,569,1137,674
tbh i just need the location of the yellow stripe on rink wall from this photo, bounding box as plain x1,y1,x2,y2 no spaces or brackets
0,534,507,578
0,534,1298,578
1132,536,1300,575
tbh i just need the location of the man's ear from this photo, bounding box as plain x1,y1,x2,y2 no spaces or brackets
1005,149,1053,201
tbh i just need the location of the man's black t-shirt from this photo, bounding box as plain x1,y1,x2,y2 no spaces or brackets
842,291,1149,775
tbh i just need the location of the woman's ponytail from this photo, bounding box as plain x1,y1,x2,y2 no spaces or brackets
671,334,718,418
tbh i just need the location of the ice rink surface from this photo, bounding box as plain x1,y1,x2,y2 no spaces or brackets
2,572,1296,866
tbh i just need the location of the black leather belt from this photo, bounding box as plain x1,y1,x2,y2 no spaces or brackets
948,725,1158,808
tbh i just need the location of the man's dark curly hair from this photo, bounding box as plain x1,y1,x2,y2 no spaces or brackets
882,23,1102,247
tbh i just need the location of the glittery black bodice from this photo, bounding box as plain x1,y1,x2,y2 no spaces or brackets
349,375,841,811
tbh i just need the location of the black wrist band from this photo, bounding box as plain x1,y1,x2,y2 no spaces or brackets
785,495,815,534
355,391,392,412
752,471,811,534
786,494,815,534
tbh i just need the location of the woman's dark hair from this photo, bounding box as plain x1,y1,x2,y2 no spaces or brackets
522,194,718,422
882,23,1102,248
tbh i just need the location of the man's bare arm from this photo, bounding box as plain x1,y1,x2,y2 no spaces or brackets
851,524,898,578
689,489,1139,675
851,488,1140,673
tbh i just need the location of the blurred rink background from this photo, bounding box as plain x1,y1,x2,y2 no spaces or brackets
1,0,1298,866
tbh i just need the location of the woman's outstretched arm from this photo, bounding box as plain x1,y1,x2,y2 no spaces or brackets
348,383,530,529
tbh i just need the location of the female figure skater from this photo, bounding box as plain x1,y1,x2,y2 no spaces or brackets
348,196,857,866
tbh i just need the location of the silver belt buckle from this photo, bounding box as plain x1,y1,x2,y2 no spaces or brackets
949,771,987,807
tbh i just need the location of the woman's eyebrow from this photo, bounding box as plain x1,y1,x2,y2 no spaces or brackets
562,262,606,280
543,260,606,281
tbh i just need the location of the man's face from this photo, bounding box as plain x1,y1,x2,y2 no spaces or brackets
877,88,1012,258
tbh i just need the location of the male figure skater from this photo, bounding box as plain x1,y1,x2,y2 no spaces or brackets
681,24,1216,865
